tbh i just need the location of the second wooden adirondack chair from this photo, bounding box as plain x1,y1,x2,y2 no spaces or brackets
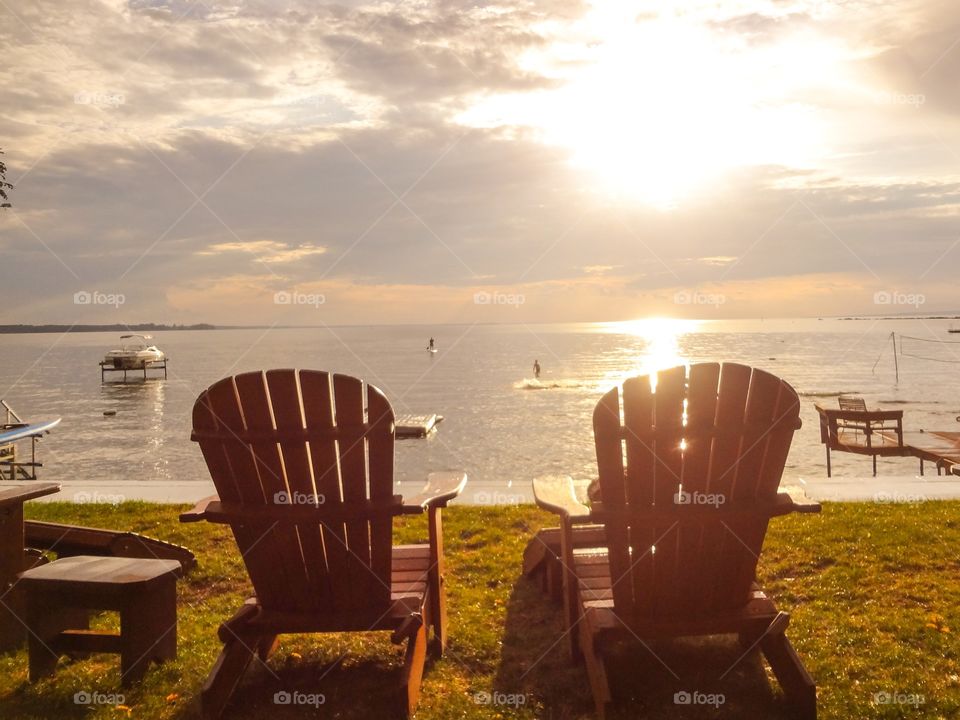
533,363,821,719
181,370,466,718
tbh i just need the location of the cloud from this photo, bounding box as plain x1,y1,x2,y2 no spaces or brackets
198,240,327,263
318,4,562,107
582,264,619,275
2,0,960,325
860,2,960,118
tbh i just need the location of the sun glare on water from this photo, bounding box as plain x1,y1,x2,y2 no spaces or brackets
596,317,700,388
459,3,852,207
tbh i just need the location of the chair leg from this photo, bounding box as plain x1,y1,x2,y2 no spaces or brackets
257,634,279,662
200,631,260,720
555,520,584,661
398,620,427,717
579,621,612,720
546,556,562,601
427,508,447,656
761,630,817,720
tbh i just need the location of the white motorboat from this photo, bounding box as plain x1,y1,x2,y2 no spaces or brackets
103,334,166,369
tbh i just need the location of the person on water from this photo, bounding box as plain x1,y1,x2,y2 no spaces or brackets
428,337,435,350
533,359,541,379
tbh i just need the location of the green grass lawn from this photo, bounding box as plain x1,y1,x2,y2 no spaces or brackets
1,501,959,719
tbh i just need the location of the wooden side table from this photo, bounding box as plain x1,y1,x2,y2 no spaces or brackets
18,555,179,685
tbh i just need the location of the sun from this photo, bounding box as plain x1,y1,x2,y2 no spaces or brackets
458,3,845,208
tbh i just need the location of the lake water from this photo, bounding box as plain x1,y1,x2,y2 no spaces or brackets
2,318,959,501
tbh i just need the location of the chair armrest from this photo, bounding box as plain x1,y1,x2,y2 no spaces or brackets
532,475,590,519
188,497,406,524
403,471,467,512
180,495,219,523
776,488,821,514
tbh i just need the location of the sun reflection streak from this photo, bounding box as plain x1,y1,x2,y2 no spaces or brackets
594,317,699,389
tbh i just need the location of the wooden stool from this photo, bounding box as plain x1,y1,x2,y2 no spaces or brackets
17,555,179,685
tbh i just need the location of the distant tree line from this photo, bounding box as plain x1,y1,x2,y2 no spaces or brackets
0,324,218,334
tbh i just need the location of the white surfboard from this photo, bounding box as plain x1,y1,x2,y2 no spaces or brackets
0,418,61,444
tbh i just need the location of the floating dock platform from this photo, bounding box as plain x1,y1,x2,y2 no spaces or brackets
395,413,443,438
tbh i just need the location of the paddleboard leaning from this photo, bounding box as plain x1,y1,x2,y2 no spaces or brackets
0,417,60,481
0,418,61,445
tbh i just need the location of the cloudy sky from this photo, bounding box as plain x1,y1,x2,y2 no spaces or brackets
2,0,959,325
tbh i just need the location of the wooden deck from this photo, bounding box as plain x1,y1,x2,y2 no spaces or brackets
815,402,960,477
879,430,960,475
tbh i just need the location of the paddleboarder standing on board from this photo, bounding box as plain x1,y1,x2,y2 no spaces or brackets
428,337,435,350
533,359,541,379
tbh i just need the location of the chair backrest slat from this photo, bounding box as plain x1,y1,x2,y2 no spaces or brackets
650,366,686,616
192,370,396,615
234,371,315,612
300,370,353,611
367,386,396,591
266,369,332,606
195,376,283,609
332,375,380,607
594,363,800,625
593,386,632,612
712,367,783,609
621,376,655,616
676,362,721,615
730,372,799,599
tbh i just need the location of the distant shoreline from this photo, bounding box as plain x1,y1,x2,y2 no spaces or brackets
2,315,959,334
0,324,217,334
837,315,960,321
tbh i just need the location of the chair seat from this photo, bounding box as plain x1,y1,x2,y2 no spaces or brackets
391,544,430,598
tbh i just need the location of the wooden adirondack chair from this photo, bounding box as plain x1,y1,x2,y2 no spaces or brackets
533,363,820,719
181,370,466,719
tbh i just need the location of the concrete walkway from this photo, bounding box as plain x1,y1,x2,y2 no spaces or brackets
794,474,960,503
25,474,960,505
30,479,539,505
